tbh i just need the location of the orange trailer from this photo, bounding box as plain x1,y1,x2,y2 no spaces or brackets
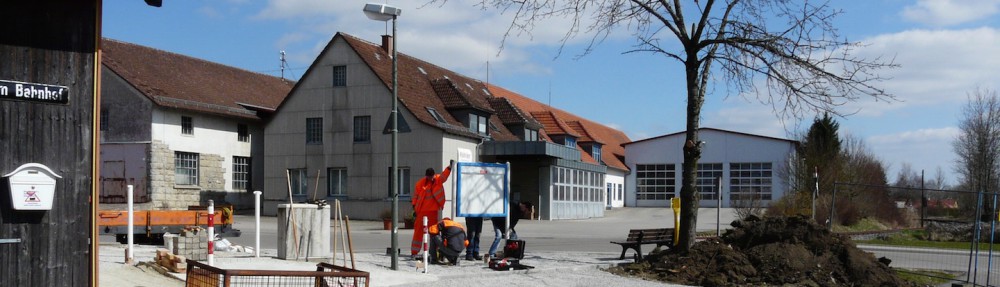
98,205,239,243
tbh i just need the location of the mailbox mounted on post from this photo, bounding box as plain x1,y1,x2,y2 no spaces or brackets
4,163,61,211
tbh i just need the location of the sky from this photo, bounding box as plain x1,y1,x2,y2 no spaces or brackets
103,0,1000,186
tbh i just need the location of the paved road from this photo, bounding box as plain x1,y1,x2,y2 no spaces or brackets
224,207,739,255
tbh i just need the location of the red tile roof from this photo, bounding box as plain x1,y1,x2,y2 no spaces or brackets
487,84,631,171
101,38,294,120
334,33,518,141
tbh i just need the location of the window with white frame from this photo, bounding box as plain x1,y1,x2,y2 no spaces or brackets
327,168,347,197
174,152,199,185
233,156,250,190
697,163,724,200
181,116,193,135
332,65,347,87
591,145,602,164
289,168,308,196
525,129,538,141
564,137,577,148
729,162,773,201
306,117,322,144
387,167,411,197
635,164,675,200
427,108,447,124
353,116,370,143
552,166,604,203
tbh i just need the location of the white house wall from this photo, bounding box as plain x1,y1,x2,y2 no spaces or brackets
624,129,796,208
606,169,625,208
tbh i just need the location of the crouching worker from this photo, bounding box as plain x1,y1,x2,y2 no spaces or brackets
429,217,468,265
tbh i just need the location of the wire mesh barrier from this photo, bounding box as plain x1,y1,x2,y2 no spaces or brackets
828,183,1000,286
185,260,369,287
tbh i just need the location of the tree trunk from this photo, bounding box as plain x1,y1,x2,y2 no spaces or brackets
678,55,704,252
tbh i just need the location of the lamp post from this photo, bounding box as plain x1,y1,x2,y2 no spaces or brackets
363,2,402,270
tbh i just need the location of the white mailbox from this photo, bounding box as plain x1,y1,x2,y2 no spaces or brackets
4,163,61,211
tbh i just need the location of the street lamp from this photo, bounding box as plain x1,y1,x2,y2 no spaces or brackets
363,2,402,270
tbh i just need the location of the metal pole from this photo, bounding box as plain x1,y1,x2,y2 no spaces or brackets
126,185,134,265
920,170,926,228
254,190,261,258
969,191,984,283
987,193,997,286
716,176,721,237
208,199,215,266
389,15,400,271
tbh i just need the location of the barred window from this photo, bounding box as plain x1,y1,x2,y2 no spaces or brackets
332,65,347,87
233,156,250,190
237,124,249,142
181,116,193,135
552,166,604,203
175,152,199,185
306,117,322,144
100,108,109,131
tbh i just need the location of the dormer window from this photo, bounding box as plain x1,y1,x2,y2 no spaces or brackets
524,129,538,141
591,144,602,164
468,114,487,135
564,137,576,148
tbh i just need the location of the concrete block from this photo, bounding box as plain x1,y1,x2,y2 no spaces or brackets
277,203,332,260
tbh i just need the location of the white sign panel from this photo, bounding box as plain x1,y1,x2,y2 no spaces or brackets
457,148,473,163
455,162,508,217
4,163,61,210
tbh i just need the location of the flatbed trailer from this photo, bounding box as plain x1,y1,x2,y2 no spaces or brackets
98,205,240,243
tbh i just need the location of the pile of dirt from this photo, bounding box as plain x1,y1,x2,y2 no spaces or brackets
607,215,914,287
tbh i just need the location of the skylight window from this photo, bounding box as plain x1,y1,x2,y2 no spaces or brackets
482,88,491,96
374,53,381,61
418,67,427,75
427,107,447,123
465,83,473,89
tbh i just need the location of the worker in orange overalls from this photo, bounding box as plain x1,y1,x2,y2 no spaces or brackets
410,160,454,257
428,217,468,265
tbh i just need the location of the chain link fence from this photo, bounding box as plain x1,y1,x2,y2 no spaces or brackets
185,260,369,287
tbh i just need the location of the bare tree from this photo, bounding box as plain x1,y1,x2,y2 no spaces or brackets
459,0,896,251
954,88,1000,208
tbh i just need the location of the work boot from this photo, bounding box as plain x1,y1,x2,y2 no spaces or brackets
473,254,483,261
465,254,474,261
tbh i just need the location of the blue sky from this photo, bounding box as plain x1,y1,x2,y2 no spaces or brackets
103,0,1000,185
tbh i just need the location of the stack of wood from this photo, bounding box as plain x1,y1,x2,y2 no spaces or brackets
155,249,188,273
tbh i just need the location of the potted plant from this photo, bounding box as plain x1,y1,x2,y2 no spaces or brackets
379,209,393,230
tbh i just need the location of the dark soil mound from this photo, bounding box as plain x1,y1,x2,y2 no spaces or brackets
607,215,913,287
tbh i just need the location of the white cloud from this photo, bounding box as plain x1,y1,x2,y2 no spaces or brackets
867,127,961,183
704,102,793,139
901,0,1000,27
838,27,1000,117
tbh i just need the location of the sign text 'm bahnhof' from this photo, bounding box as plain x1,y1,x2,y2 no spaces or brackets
0,80,69,105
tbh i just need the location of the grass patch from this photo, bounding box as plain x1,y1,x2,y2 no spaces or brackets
832,217,890,233
856,229,999,251
894,269,955,286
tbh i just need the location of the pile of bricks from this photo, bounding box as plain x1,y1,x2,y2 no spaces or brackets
155,249,187,273
163,226,209,261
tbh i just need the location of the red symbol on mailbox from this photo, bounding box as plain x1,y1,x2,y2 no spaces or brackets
25,187,40,202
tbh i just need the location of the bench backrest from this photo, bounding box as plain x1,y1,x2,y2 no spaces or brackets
626,228,673,242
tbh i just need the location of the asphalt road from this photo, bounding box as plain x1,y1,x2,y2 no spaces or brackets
222,207,739,255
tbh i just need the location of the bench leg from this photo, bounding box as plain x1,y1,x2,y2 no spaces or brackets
635,245,643,261
618,246,628,260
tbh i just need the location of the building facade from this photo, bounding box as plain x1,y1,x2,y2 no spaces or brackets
263,33,632,220
100,39,293,210
623,128,798,208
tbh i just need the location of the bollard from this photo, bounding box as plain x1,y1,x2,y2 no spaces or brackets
254,191,261,258
208,199,215,266
126,185,134,265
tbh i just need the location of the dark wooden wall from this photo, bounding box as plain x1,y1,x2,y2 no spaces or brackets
0,1,99,286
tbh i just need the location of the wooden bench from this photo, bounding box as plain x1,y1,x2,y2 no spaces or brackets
610,228,674,261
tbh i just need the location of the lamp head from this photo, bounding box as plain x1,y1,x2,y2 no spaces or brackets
363,3,402,21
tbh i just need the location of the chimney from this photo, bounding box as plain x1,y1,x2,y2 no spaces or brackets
381,35,393,55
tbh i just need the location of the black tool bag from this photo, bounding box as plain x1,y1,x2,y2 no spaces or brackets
489,239,533,271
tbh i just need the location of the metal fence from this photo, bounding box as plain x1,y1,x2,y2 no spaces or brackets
829,182,1000,286
185,260,370,287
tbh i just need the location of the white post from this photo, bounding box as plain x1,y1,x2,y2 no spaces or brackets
126,185,134,265
254,191,262,258
422,216,429,273
208,199,215,266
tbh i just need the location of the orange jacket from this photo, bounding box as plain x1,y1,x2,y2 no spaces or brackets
412,165,451,212
430,218,469,247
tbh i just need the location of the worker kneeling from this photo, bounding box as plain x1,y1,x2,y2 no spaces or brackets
429,217,468,265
